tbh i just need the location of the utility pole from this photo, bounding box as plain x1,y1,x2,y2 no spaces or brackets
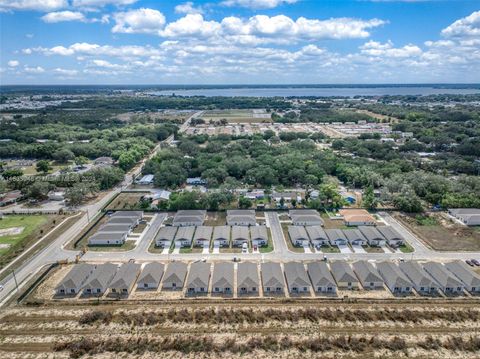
12,269,19,293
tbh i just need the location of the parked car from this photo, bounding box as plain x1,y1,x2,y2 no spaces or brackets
471,259,480,266
0,285,4,292
253,244,258,251
466,260,474,267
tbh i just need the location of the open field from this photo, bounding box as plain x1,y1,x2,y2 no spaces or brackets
395,213,480,251
105,192,147,211
2,299,480,358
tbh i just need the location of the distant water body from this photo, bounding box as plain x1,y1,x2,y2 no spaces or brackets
149,86,480,97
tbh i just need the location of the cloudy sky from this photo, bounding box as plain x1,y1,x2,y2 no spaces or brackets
0,0,479,84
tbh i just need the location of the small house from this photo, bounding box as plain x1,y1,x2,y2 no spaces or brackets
307,261,336,293
213,226,230,247
137,263,164,290
261,262,285,294
186,262,211,294
162,262,188,290
284,262,311,293
212,262,234,294
237,262,259,295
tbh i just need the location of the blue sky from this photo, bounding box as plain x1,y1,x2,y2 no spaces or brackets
0,0,479,84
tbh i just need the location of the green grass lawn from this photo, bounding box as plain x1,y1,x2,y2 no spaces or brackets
362,245,385,253
87,240,136,252
320,245,340,253
398,243,414,253
0,215,49,256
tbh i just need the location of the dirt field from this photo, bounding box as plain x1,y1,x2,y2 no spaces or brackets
202,109,272,123
356,109,400,124
2,298,480,358
395,212,480,251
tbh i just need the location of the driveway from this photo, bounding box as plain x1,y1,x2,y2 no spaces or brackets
352,245,366,253
202,243,210,254
212,243,220,254
161,242,171,255
338,244,352,254
172,242,181,254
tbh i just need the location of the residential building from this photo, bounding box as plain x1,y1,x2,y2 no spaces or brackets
174,226,195,247
109,211,143,225
136,174,154,185
48,191,65,201
288,225,309,246
261,262,285,294
98,223,133,234
232,226,249,247
0,190,22,206
155,227,177,248
343,229,368,246
307,262,337,294
88,231,128,246
325,229,348,246
137,263,164,290
186,262,211,294
213,226,230,247
330,261,359,289
339,209,376,226
284,262,311,293
289,209,324,226
377,262,412,295
193,226,213,246
212,262,234,294
237,262,259,295
445,261,480,294
423,262,464,294
94,156,114,166
399,261,438,295
55,263,95,296
82,263,118,295
226,209,256,226
173,210,206,227
106,216,138,227
109,263,141,296
306,226,329,246
448,208,480,226
358,226,386,247
162,262,188,290
352,261,384,289
250,225,268,246
186,177,207,186
377,226,405,248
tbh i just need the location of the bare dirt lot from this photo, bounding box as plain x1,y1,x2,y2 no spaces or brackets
2,299,480,358
395,212,480,251
105,192,147,211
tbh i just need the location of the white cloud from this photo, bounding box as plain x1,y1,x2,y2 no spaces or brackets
0,0,66,11
24,65,45,73
161,14,221,38
41,10,86,23
54,67,78,76
221,0,298,10
360,40,422,57
7,60,20,67
441,10,480,38
71,0,138,8
112,8,166,34
175,1,203,15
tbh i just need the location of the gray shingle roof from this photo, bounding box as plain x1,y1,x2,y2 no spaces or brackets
109,262,141,290
156,226,177,241
325,229,346,242
175,226,195,241
98,224,133,233
213,226,230,240
193,226,213,241
212,262,234,289
261,262,284,288
307,262,336,288
377,262,411,289
352,260,383,285
186,262,211,288
342,229,367,243
330,261,358,284
232,226,249,240
55,263,95,291
358,226,385,241
84,263,118,291
399,261,437,289
284,262,310,290
250,225,267,241
237,262,259,288
377,226,404,241
110,211,143,219
305,226,328,241
163,262,188,285
107,217,138,226
423,262,464,288
288,226,309,241
137,263,164,287
445,261,480,288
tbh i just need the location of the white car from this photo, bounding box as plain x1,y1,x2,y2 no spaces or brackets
0,284,4,292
